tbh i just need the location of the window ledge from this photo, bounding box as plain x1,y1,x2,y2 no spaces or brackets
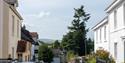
104,40,107,42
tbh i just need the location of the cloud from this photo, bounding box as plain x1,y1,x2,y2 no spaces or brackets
38,11,50,18
24,11,51,18
18,0,112,39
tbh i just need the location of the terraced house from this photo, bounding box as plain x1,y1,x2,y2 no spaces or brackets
93,0,125,63
0,0,23,59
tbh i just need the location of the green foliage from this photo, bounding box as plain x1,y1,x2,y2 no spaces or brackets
53,40,60,49
85,50,115,63
86,38,94,54
66,51,76,61
109,57,115,63
87,57,96,63
96,49,115,63
96,49,109,60
61,5,90,56
38,44,54,63
86,54,96,63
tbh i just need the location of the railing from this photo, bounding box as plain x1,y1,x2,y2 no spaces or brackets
0,59,12,63
96,58,107,63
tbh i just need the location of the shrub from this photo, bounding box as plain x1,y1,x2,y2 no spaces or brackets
108,56,115,63
86,49,115,63
96,49,109,60
86,54,96,63
66,51,76,62
87,57,96,63
96,49,115,63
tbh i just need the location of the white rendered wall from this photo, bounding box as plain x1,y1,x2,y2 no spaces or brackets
94,22,109,52
108,2,125,63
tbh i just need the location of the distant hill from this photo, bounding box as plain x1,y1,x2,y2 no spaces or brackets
38,39,55,44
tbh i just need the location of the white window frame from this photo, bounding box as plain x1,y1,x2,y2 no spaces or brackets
17,20,19,37
104,26,106,41
123,3,125,26
12,15,15,36
100,29,102,42
96,30,98,43
114,10,117,29
114,43,117,59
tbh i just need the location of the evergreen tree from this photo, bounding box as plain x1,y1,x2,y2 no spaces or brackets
53,40,60,49
61,5,90,56
86,38,94,54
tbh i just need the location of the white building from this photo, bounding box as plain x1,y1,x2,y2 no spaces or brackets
93,17,109,52
30,32,39,61
93,0,125,63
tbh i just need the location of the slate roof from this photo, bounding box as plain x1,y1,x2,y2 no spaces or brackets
21,27,35,44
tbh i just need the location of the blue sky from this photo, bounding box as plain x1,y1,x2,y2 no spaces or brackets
18,0,112,40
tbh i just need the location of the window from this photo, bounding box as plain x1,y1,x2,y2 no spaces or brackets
124,4,125,26
96,31,98,43
100,29,102,42
12,15,15,36
104,26,106,40
114,10,117,29
17,20,19,37
114,43,117,59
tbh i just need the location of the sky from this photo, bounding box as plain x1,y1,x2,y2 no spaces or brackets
18,0,112,40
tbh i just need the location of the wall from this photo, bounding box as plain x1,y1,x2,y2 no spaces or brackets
94,22,109,52
0,0,3,58
8,6,22,59
2,0,9,58
22,42,32,61
108,2,125,63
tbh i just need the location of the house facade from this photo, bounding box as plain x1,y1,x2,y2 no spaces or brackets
93,0,125,63
17,27,34,62
0,0,23,59
93,17,109,52
30,32,39,61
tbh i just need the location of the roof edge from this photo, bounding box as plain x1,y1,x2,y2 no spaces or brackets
9,6,23,20
92,16,108,30
105,0,117,11
105,0,124,13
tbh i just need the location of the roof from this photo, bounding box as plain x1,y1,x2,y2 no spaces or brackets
105,0,125,13
105,0,117,11
92,16,108,30
30,32,38,38
4,0,23,20
21,27,35,44
4,0,18,7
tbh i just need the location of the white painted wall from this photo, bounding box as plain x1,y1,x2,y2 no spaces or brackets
94,20,109,52
94,1,125,63
108,2,125,63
